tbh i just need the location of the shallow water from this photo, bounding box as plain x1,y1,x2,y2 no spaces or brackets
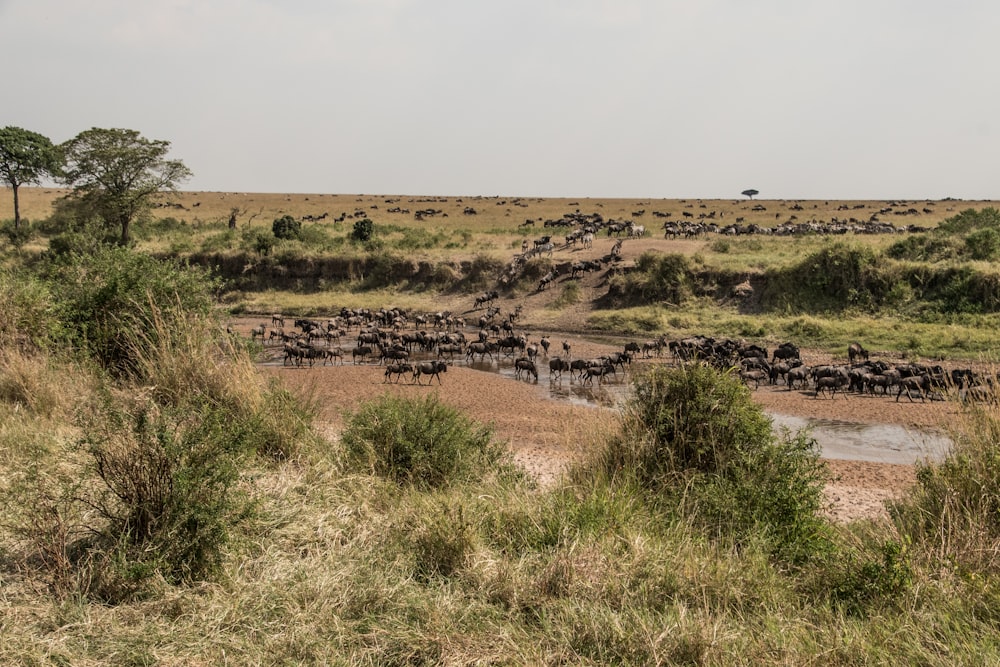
768,413,950,465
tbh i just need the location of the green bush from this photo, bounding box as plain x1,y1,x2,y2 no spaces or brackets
0,269,64,351
937,207,1000,235
341,394,512,489
764,242,888,312
826,539,913,616
1,220,33,249
890,405,1000,575
79,390,255,590
612,363,773,478
351,217,375,243
625,252,694,306
966,228,1000,261
272,215,302,240
587,363,830,561
40,246,217,375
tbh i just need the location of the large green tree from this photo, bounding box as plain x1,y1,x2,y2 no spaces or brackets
0,126,59,229
59,128,192,244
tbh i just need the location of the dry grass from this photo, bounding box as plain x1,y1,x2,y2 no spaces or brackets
3,188,984,254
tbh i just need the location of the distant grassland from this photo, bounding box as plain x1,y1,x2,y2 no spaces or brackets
5,187,982,236
5,187,988,266
7,188,1000,360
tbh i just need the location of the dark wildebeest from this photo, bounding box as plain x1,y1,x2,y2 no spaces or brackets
896,374,931,402
848,342,869,364
384,361,414,383
548,357,571,380
413,360,448,385
786,365,811,390
514,357,538,381
771,342,800,363
352,345,374,364
815,374,849,398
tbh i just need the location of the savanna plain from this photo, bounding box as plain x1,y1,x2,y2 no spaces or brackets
3,187,1000,665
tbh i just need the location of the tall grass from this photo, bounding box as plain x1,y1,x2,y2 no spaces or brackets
890,402,1000,575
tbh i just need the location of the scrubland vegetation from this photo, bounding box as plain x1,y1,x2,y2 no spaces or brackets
2,188,1000,663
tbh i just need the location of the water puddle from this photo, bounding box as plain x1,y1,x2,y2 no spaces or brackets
768,413,950,465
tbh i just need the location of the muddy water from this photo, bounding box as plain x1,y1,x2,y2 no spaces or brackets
477,358,951,465
768,413,950,465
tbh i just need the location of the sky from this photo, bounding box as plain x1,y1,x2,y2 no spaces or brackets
3,1,998,200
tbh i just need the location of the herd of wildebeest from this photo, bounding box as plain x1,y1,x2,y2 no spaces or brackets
238,293,996,403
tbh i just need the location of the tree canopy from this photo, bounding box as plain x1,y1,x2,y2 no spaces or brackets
742,189,759,200
59,128,192,245
0,126,59,228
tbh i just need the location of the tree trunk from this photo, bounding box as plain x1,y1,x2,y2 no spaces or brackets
12,185,20,229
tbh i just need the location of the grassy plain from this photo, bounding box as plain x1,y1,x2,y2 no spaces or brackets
5,189,1000,663
6,187,1000,362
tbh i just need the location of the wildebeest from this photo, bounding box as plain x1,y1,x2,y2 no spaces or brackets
384,361,414,383
740,368,769,389
582,360,616,385
413,360,448,385
437,342,464,360
352,345,374,364
896,374,930,402
815,374,849,398
771,342,800,363
786,365,811,390
538,269,558,291
548,357,571,380
848,342,869,364
514,357,538,381
466,341,498,362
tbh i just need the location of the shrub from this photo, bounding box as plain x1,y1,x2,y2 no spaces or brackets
826,539,913,616
965,228,1000,261
548,281,581,309
0,269,64,352
585,363,830,561
890,404,1000,574
341,394,512,489
1,220,33,249
272,215,302,240
605,252,694,307
41,246,217,375
79,389,256,589
351,217,375,243
607,363,772,477
768,242,886,311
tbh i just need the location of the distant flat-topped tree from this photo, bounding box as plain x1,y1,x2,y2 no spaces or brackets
742,189,759,200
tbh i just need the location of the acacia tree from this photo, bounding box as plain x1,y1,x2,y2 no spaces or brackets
59,128,192,244
0,126,59,229
741,189,759,200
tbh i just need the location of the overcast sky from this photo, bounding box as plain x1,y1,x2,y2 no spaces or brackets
4,1,998,200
